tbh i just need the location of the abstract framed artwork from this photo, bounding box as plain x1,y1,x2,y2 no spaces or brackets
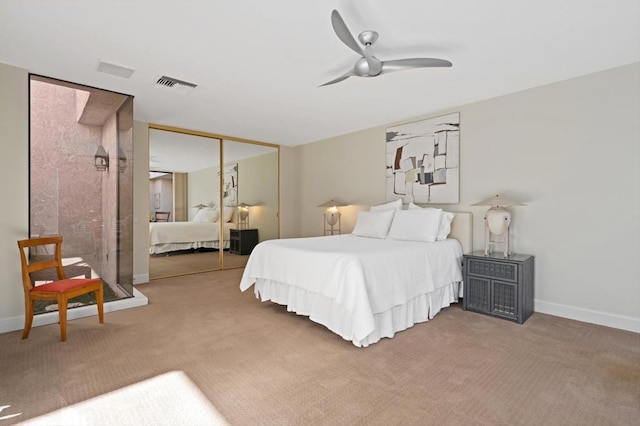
386,112,460,204
219,163,238,206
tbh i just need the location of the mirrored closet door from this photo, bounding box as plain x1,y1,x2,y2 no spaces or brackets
222,139,279,270
148,126,279,280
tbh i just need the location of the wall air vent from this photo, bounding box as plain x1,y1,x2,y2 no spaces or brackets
154,76,198,94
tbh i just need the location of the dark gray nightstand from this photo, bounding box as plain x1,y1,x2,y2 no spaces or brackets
229,229,259,255
463,251,535,324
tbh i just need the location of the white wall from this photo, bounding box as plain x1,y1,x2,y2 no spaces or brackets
293,63,640,332
0,63,29,325
133,120,150,284
279,146,298,239
188,167,217,220
237,152,279,242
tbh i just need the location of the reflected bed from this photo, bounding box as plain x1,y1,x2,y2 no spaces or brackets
149,222,236,255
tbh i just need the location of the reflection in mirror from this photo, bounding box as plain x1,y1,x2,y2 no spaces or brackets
222,140,279,269
148,129,222,279
148,127,279,278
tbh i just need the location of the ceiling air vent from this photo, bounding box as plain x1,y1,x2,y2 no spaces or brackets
96,60,135,78
154,76,197,94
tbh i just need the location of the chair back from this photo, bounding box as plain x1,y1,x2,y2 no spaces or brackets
155,211,171,222
17,236,66,293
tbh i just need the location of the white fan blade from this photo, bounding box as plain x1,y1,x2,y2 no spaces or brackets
381,58,452,74
319,70,355,87
331,10,362,56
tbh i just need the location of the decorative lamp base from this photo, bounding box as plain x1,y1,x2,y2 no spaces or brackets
484,207,511,258
323,212,341,236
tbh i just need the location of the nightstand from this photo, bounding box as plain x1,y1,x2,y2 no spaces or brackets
229,229,259,255
463,251,534,324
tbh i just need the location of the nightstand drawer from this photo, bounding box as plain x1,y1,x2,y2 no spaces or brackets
467,258,517,282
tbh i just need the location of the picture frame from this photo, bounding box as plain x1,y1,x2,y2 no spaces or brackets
386,112,460,204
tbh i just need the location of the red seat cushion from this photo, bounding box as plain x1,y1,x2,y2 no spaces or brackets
31,278,101,293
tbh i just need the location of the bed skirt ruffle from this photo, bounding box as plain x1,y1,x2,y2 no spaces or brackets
149,240,229,255
252,279,462,347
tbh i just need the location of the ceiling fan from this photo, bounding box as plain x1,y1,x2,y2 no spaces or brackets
320,10,452,87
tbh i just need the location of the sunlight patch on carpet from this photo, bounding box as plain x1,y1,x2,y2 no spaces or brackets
17,371,228,425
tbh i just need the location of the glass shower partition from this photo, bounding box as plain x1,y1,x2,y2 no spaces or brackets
29,75,134,314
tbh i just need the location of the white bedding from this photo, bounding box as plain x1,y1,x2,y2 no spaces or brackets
149,222,236,254
240,234,463,347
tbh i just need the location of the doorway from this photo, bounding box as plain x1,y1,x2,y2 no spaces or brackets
29,75,134,313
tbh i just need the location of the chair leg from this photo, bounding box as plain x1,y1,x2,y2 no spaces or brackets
58,295,68,342
22,297,34,339
96,285,104,324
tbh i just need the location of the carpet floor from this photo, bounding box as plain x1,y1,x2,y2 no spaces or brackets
149,250,249,279
0,268,638,425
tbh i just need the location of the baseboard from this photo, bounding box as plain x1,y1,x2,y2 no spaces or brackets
535,299,640,333
133,273,149,285
0,287,148,335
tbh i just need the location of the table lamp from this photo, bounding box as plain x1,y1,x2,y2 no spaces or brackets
318,199,346,235
472,194,525,257
237,203,250,229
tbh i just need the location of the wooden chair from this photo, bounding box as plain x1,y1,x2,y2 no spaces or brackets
155,211,170,222
17,236,104,342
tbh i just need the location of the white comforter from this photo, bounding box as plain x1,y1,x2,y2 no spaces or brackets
240,234,463,346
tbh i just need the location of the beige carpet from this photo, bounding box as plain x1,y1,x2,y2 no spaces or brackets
17,371,228,425
0,268,638,425
149,250,249,279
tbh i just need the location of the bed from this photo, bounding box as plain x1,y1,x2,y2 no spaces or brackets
149,221,237,254
240,208,472,347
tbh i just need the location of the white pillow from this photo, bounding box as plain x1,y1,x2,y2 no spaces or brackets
408,203,456,240
193,207,218,223
370,198,402,212
387,209,442,243
352,210,395,239
222,206,234,223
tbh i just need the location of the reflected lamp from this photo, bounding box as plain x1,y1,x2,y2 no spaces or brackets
472,194,525,258
237,203,250,229
117,147,127,172
94,145,109,171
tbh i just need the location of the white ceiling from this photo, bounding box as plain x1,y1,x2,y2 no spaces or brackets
1,1,638,147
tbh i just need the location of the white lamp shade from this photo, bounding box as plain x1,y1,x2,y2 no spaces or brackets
318,199,347,208
472,194,525,207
